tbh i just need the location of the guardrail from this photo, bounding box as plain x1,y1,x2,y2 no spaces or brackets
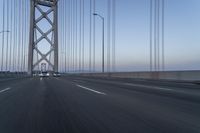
0,72,29,81
79,70,200,82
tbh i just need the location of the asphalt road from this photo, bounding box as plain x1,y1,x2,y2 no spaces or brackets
0,76,200,133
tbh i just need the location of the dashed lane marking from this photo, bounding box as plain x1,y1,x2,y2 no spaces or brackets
76,84,107,95
0,88,11,94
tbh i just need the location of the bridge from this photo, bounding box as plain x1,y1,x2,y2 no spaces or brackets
0,0,200,133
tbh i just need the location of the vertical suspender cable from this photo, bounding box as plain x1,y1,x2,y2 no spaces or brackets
9,0,13,71
58,0,61,72
58,1,60,72
74,0,77,72
67,0,70,72
89,0,92,72
24,0,26,72
64,0,66,72
68,0,72,72
71,0,73,72
70,0,72,72
157,0,160,71
24,0,27,72
58,2,59,72
61,0,63,72
21,0,23,72
17,0,20,73
20,0,23,72
17,0,21,72
150,0,153,71
21,0,24,72
13,0,16,72
71,0,74,72
59,0,62,72
15,2,20,71
18,0,21,72
72,0,74,72
16,0,18,72
112,0,116,72
82,0,85,72
1,0,5,71
22,0,24,72
63,0,65,72
22,0,25,72
57,1,59,72
154,0,157,71
70,0,73,72
79,0,82,72
72,0,75,72
69,0,72,72
93,0,96,72
64,0,67,73
5,0,9,71
24,0,28,72
107,0,111,72
162,0,165,71
75,0,78,72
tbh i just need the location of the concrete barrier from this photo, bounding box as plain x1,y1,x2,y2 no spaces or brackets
80,71,200,82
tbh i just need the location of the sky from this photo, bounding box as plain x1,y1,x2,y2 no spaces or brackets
114,0,200,71
0,0,200,72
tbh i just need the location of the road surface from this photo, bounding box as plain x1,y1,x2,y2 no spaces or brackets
0,76,200,133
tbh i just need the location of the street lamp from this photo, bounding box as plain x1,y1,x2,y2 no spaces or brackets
93,13,105,73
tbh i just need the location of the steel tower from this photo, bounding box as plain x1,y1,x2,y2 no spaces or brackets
28,0,58,75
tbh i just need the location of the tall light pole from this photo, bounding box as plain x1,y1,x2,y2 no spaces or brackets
93,13,105,73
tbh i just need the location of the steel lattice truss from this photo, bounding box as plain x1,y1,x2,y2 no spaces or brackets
28,0,58,75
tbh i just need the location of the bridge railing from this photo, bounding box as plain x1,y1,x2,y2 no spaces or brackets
78,71,200,82
0,72,29,80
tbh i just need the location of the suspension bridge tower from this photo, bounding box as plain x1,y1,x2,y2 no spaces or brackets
28,0,59,75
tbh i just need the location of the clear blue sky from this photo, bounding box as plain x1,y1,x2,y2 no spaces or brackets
114,0,200,71
0,0,200,72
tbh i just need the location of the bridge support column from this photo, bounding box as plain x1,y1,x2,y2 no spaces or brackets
28,0,59,75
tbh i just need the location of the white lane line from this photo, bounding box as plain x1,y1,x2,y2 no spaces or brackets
124,83,172,91
0,88,11,94
76,84,107,95
73,80,86,83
